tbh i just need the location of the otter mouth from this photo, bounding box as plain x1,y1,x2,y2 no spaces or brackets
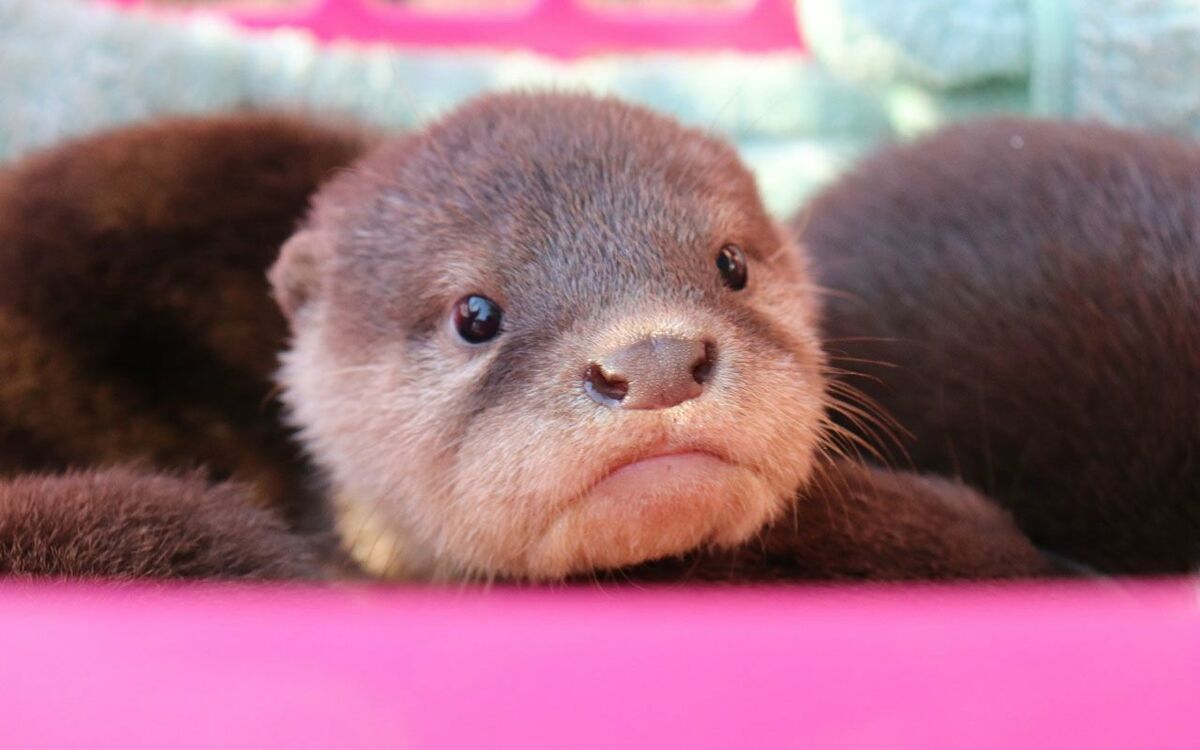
601,449,730,482
580,444,739,503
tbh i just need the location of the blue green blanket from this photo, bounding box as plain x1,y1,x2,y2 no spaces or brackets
3,0,1198,215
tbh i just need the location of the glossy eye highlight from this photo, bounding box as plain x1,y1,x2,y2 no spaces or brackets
452,294,503,343
716,244,748,290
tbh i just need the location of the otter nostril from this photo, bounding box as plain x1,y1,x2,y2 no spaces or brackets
586,363,628,404
691,341,716,386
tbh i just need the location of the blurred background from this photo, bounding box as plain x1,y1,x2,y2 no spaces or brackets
4,0,1200,215
130,0,749,10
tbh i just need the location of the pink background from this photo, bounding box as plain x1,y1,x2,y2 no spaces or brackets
1,581,1197,748
101,0,806,57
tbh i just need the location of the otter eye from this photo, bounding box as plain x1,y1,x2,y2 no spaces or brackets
716,244,748,290
452,294,503,344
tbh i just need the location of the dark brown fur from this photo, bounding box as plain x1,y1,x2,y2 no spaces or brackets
0,468,321,580
0,103,1058,581
0,114,370,529
799,118,1200,574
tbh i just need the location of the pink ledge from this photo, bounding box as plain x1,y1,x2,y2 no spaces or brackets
99,0,806,57
0,580,1196,749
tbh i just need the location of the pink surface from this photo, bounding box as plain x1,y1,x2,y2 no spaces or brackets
1,581,1197,749
101,0,805,57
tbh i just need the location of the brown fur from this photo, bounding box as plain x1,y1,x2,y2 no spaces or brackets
798,118,1200,574
0,114,370,530
0,468,321,580
0,100,1058,582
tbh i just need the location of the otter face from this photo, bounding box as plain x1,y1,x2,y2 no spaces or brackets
272,93,826,580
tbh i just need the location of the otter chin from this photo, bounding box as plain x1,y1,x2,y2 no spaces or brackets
530,450,773,579
272,92,826,581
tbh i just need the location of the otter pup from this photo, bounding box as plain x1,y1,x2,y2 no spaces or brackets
0,96,1053,581
270,92,831,580
799,118,1200,574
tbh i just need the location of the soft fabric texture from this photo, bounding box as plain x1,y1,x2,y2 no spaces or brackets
0,0,863,214
802,0,1200,132
9,1,1200,215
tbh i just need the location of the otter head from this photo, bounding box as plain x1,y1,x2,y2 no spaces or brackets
271,92,826,581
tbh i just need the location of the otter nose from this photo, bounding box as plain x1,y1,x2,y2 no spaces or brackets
586,336,714,410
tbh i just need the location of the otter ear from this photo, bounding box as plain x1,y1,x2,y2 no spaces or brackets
270,229,327,323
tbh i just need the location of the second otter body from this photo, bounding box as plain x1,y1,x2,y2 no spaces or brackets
801,119,1200,573
0,114,369,531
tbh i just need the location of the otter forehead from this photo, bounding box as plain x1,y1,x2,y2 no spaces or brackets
314,93,779,332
